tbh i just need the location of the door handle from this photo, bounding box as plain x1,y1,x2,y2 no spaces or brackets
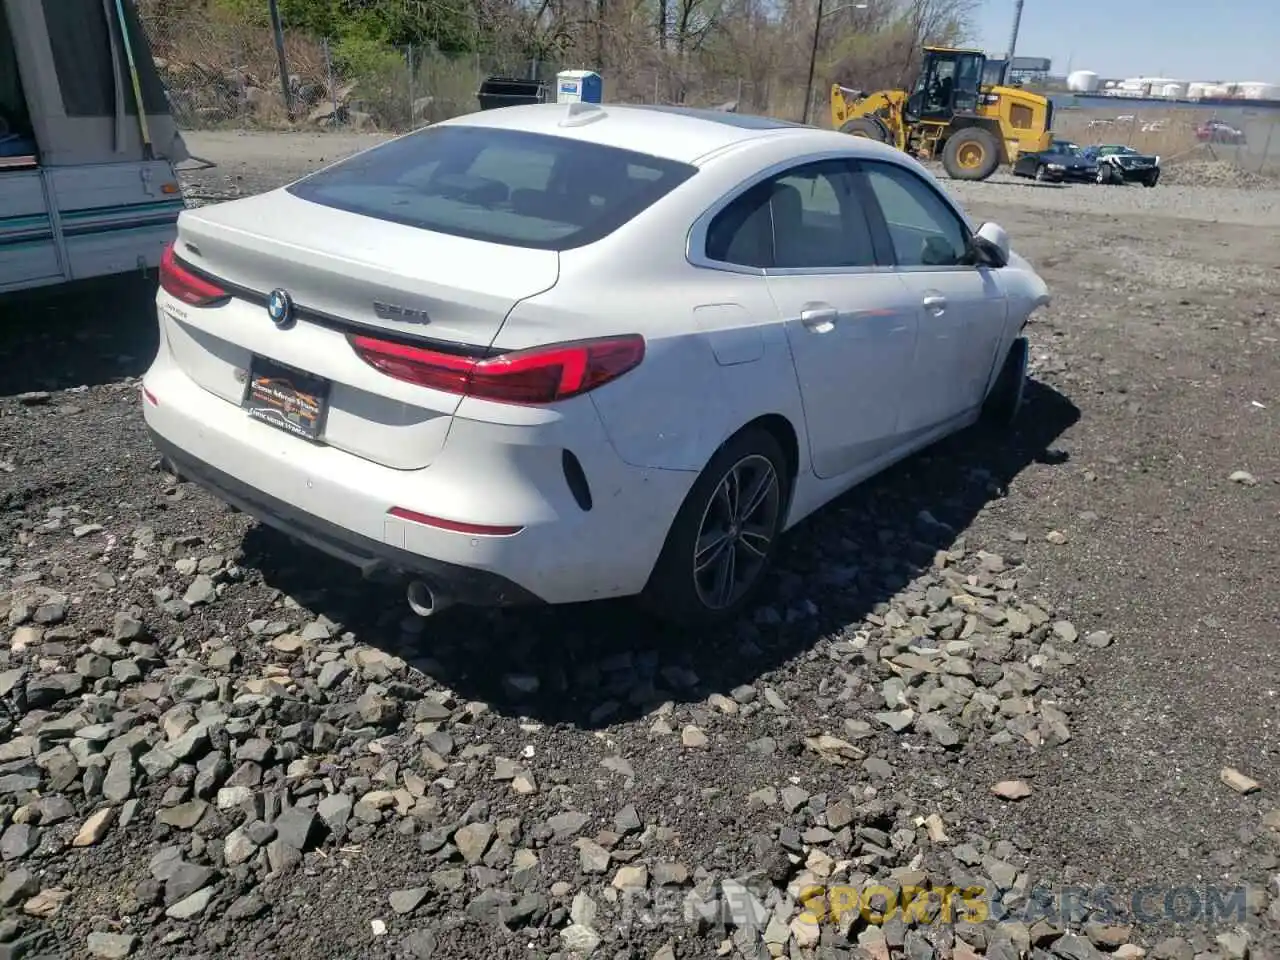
922,295,947,314
799,307,838,332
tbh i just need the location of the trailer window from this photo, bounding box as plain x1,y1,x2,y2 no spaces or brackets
0,6,34,143
41,0,168,117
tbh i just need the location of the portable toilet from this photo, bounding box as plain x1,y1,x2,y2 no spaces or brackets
556,70,602,104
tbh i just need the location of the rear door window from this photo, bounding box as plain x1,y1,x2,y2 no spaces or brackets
704,159,878,270
288,125,698,251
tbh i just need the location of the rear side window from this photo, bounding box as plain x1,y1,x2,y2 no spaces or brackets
288,125,697,251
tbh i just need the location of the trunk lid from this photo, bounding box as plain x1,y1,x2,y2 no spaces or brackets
164,190,559,470
179,189,558,344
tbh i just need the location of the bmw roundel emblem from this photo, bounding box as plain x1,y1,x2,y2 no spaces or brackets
267,288,294,328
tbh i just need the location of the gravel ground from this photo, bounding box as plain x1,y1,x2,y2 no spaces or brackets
1,130,1279,960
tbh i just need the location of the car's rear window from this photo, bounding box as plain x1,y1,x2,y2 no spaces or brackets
287,124,698,251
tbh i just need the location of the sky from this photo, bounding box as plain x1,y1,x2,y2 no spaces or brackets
971,0,1277,83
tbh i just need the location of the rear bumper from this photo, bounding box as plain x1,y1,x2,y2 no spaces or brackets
148,428,542,606
140,336,695,607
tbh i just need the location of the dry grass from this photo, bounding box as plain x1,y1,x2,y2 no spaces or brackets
1056,108,1202,157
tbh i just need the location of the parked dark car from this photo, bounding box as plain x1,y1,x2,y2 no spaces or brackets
1079,144,1160,187
1012,140,1098,183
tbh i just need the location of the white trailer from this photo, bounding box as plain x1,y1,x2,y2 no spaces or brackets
1,0,188,294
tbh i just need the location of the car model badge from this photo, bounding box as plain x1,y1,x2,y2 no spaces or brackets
267,288,294,329
373,300,430,324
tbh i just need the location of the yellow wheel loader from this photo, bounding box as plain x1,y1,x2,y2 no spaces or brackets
830,47,1053,181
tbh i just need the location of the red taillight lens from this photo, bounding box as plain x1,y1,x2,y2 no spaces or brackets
159,242,229,307
348,334,645,405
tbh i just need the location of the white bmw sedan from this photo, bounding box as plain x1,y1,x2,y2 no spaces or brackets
142,102,1049,626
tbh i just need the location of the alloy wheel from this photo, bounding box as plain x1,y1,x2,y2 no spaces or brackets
692,454,781,610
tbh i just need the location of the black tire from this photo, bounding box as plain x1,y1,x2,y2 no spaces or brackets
981,337,1029,428
942,127,1001,180
1143,171,1159,188
840,116,890,142
1095,165,1109,185
641,427,791,627
1034,164,1048,182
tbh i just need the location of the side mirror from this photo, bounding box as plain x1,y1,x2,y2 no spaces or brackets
972,221,1010,268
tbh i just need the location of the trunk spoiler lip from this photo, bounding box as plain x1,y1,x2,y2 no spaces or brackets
169,249,500,360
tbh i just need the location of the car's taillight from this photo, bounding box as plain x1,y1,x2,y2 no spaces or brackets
159,242,229,307
348,334,646,405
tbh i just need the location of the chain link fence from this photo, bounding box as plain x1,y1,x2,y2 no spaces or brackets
138,12,787,134
1053,103,1280,179
138,12,1279,182
139,13,488,131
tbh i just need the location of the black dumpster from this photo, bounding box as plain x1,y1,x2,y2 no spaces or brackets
477,76,546,111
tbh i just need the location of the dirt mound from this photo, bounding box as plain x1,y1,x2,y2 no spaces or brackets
1159,146,1279,189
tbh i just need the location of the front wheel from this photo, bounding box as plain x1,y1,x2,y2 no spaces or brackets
1143,171,1159,188
1034,164,1048,182
981,337,1029,429
942,128,1001,181
641,428,790,627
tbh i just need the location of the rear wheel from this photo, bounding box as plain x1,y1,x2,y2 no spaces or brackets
641,428,790,627
1034,164,1048,182
942,127,1001,181
840,116,890,142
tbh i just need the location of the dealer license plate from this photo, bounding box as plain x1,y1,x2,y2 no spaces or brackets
243,356,330,441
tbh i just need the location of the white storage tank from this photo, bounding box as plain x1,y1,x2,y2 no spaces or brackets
1187,82,1210,100
1161,82,1186,99
1067,70,1100,92
1238,81,1280,99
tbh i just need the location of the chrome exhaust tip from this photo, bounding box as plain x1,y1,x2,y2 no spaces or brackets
407,579,452,618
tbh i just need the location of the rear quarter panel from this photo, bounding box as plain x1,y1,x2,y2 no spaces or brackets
496,256,807,475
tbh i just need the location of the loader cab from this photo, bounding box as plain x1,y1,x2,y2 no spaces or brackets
906,48,985,123
982,59,1009,87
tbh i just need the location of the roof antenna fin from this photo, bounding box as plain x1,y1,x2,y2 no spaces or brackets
559,101,607,127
